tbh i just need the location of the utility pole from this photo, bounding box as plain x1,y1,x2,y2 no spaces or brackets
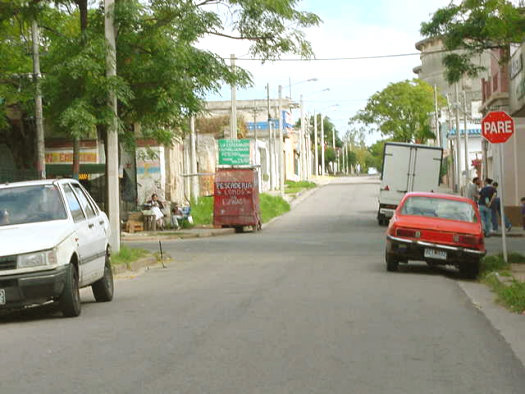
300,95,305,180
455,84,462,193
314,111,318,176
31,20,45,180
321,113,325,176
230,54,237,139
463,91,470,184
104,0,120,252
190,116,198,201
266,84,274,189
434,84,441,147
278,85,284,196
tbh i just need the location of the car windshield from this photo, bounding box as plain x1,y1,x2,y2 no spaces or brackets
401,196,477,223
0,184,68,226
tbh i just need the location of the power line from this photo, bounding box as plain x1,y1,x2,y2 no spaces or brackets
225,52,421,62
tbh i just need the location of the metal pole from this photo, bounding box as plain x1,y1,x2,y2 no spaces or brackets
278,85,284,196
105,0,120,252
230,54,237,139
314,111,318,176
463,91,470,185
434,84,440,147
455,84,462,193
300,95,304,180
266,83,274,189
499,144,508,263
321,113,325,176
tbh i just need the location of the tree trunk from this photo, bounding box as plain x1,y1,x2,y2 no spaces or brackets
71,0,88,180
31,19,46,180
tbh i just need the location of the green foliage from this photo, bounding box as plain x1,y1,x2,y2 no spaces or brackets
260,193,290,223
353,79,445,144
421,0,525,83
481,254,510,274
285,180,316,194
309,114,341,150
190,196,214,226
112,245,150,267
1,0,320,150
367,140,386,173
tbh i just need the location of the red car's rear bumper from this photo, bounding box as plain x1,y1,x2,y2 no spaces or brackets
386,234,486,264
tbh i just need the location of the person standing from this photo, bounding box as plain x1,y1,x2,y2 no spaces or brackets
466,177,481,203
490,182,511,232
478,178,496,236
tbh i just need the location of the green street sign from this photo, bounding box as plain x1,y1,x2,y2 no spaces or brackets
218,139,251,166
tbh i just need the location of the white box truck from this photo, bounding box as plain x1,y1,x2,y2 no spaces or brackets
377,142,443,225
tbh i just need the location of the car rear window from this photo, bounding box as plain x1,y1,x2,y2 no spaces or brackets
0,185,68,226
401,196,477,223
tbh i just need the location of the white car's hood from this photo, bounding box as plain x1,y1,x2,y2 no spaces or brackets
0,220,74,256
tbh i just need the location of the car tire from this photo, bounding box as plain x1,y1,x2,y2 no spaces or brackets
234,226,244,233
92,254,114,302
60,263,81,317
460,260,480,279
385,251,399,272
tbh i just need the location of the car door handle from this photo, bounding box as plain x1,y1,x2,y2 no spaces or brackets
88,223,94,229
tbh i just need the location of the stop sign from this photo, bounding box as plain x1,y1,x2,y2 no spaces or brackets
481,111,515,143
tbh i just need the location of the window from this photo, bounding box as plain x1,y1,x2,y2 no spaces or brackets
63,184,86,223
401,197,477,223
71,183,96,219
0,185,67,226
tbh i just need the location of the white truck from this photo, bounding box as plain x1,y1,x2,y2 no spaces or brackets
377,142,443,225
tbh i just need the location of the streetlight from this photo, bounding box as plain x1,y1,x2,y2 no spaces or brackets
288,77,318,100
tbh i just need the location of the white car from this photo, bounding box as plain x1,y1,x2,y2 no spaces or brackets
0,179,114,317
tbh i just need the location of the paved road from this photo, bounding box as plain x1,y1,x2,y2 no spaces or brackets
1,177,524,393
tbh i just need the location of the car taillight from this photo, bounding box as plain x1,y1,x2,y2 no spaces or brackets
458,235,481,246
383,185,390,191
396,228,420,238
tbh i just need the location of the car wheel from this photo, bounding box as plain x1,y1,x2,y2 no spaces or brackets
385,251,399,272
234,226,244,233
92,254,114,302
60,263,81,317
460,260,480,279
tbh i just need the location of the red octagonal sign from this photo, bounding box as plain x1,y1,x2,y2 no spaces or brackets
481,111,515,144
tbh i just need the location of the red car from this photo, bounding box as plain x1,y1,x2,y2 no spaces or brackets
385,192,486,278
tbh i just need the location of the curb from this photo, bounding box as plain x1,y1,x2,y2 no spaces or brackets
121,227,235,242
458,280,525,368
112,256,158,275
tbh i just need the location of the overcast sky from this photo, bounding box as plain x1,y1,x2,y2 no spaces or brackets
200,0,451,145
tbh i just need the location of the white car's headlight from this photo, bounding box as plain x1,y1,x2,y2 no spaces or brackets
17,249,57,268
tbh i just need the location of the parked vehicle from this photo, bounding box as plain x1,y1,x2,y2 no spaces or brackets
0,179,113,317
377,142,443,225
385,192,486,278
213,168,262,233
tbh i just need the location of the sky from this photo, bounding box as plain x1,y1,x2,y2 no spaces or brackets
199,0,451,145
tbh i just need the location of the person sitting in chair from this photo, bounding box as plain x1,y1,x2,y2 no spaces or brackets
171,203,184,230
146,193,165,230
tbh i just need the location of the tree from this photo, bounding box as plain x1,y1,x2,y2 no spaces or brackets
1,0,320,168
367,139,386,173
352,79,445,144
420,0,525,83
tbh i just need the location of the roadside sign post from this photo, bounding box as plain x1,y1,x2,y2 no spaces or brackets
481,111,515,263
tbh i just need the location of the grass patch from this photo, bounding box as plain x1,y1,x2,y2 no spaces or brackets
112,245,150,268
481,253,525,314
481,254,510,274
260,193,290,223
285,180,317,195
190,196,214,226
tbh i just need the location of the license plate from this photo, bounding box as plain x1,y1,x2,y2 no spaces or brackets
424,248,447,260
0,289,5,305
